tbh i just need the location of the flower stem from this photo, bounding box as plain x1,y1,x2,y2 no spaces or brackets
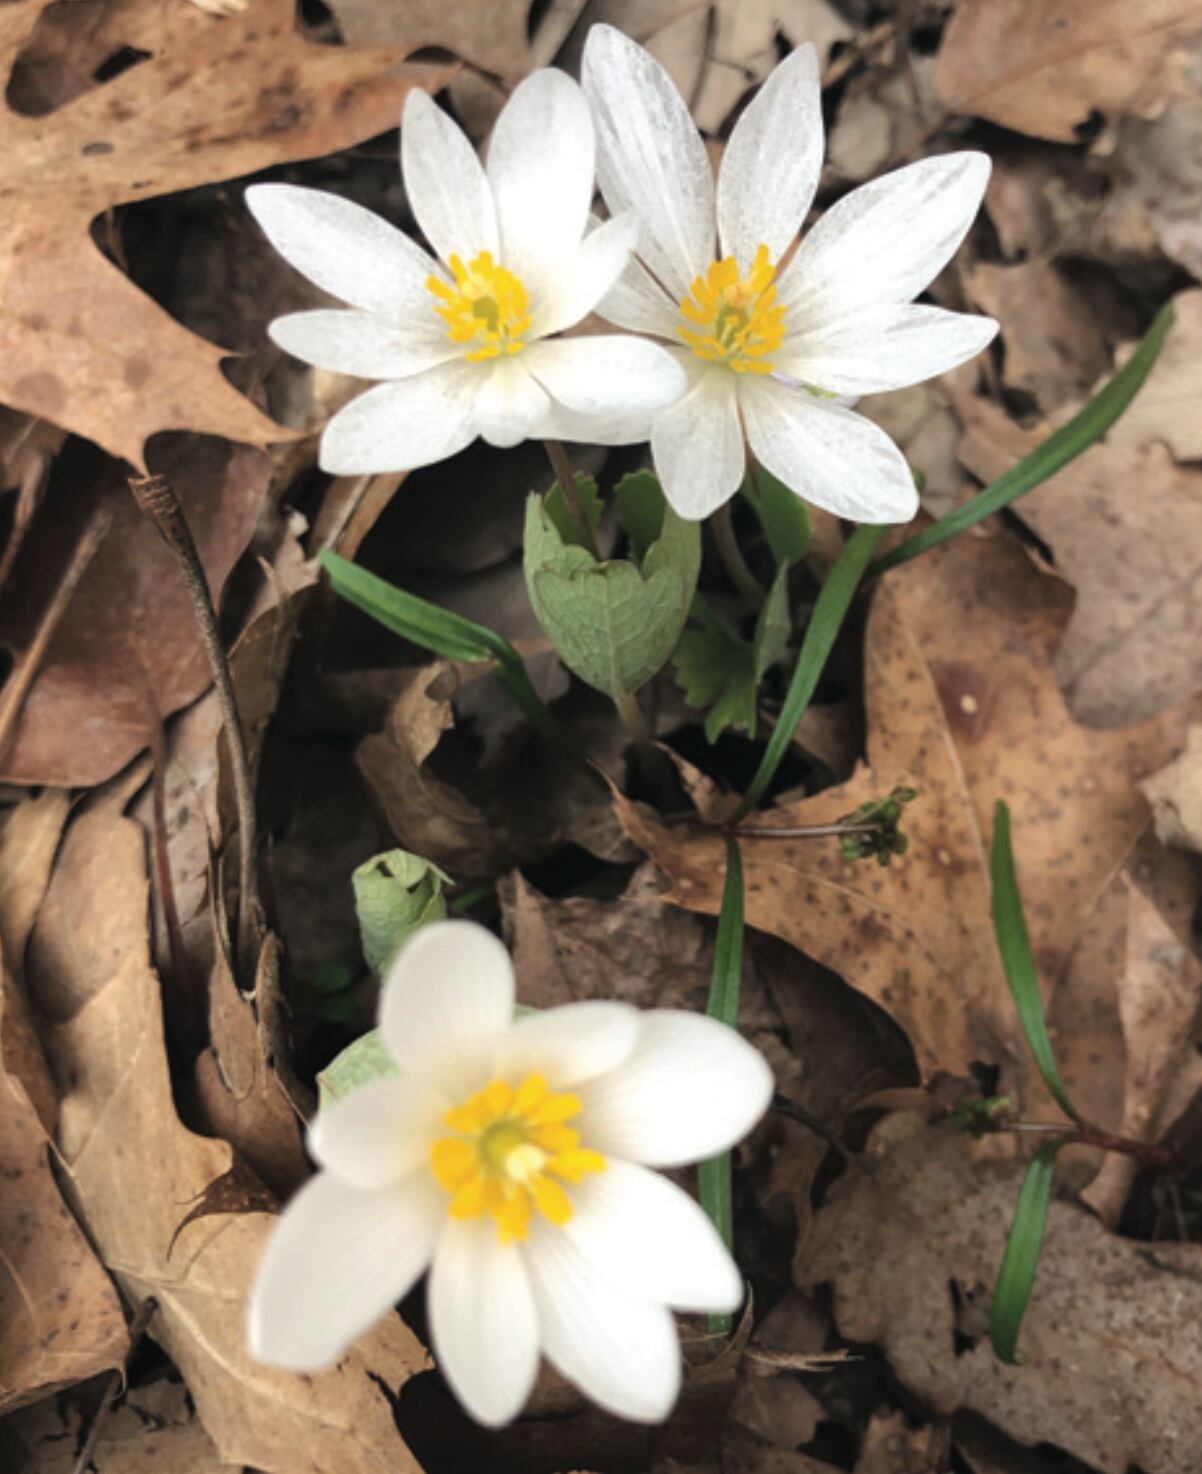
711,499,765,608
543,439,600,559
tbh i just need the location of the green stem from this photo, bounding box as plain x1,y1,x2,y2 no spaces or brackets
710,499,765,608
612,686,649,741
544,439,600,560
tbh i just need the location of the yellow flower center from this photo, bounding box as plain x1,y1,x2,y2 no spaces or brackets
427,251,532,362
430,1073,606,1243
678,243,785,374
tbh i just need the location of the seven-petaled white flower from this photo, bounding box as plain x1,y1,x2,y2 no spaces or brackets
582,25,999,523
246,70,685,474
249,921,774,1426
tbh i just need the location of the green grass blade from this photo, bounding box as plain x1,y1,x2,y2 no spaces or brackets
990,802,1078,1121
873,300,1174,577
320,550,562,741
735,525,885,820
699,837,746,1335
990,1139,1064,1363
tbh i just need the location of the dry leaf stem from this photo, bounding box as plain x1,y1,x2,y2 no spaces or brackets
71,1296,159,1474
128,474,260,979
543,438,600,558
1006,1118,1178,1171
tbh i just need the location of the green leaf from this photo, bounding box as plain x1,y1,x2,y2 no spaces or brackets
742,466,812,565
874,300,1175,577
320,549,562,742
735,524,885,819
352,848,450,977
990,802,1078,1121
990,1139,1065,1364
614,470,667,563
674,566,791,742
544,472,603,547
317,1027,401,1109
524,484,700,701
700,838,747,1336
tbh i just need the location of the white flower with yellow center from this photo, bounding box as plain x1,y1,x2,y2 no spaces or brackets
581,25,999,522
248,921,773,1425
246,70,685,473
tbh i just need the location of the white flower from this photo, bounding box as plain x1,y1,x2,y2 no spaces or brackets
246,71,686,474
581,25,999,523
248,920,773,1425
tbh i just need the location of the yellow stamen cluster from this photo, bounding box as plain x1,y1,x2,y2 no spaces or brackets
427,251,532,361
430,1074,606,1243
678,243,785,374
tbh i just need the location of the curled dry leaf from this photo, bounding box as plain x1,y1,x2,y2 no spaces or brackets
952,291,1202,728
801,1112,1202,1474
616,533,1182,1098
0,790,129,1414
24,794,430,1474
0,0,455,466
935,0,1202,143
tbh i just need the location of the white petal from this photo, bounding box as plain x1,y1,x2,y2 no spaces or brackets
524,1220,680,1422
579,1011,774,1167
565,1160,742,1312
531,214,641,338
428,1217,539,1426
495,1001,641,1089
308,1077,449,1190
319,360,478,475
248,1171,442,1370
269,309,455,380
595,251,680,339
780,152,991,322
717,43,823,273
402,88,498,265
524,336,685,417
582,23,715,301
777,303,999,396
246,183,437,319
473,359,551,448
379,920,515,1097
538,400,661,447
488,69,594,302
740,375,918,523
650,366,745,520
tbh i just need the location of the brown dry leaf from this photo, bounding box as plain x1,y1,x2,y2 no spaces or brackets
0,791,129,1414
935,0,1202,143
953,293,1202,727
1141,723,1202,851
855,1414,948,1474
0,438,269,787
326,0,538,83
801,1112,1202,1474
963,260,1112,414
9,1379,236,1473
616,532,1182,1093
826,50,941,185
1078,866,1202,1222
0,0,454,467
25,794,431,1474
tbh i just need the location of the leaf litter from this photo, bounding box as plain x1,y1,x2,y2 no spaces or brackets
2,2,1202,1473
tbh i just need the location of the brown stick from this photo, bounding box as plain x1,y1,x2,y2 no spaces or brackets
71,1296,159,1474
128,475,260,981
0,507,111,765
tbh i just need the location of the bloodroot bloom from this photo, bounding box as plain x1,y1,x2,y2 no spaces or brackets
249,921,773,1425
583,24,999,522
247,69,684,474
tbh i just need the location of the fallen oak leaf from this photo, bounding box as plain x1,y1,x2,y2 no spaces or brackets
616,533,1182,1098
0,0,455,467
25,792,431,1474
0,791,129,1414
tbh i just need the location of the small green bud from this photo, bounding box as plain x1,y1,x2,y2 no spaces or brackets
352,848,450,977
